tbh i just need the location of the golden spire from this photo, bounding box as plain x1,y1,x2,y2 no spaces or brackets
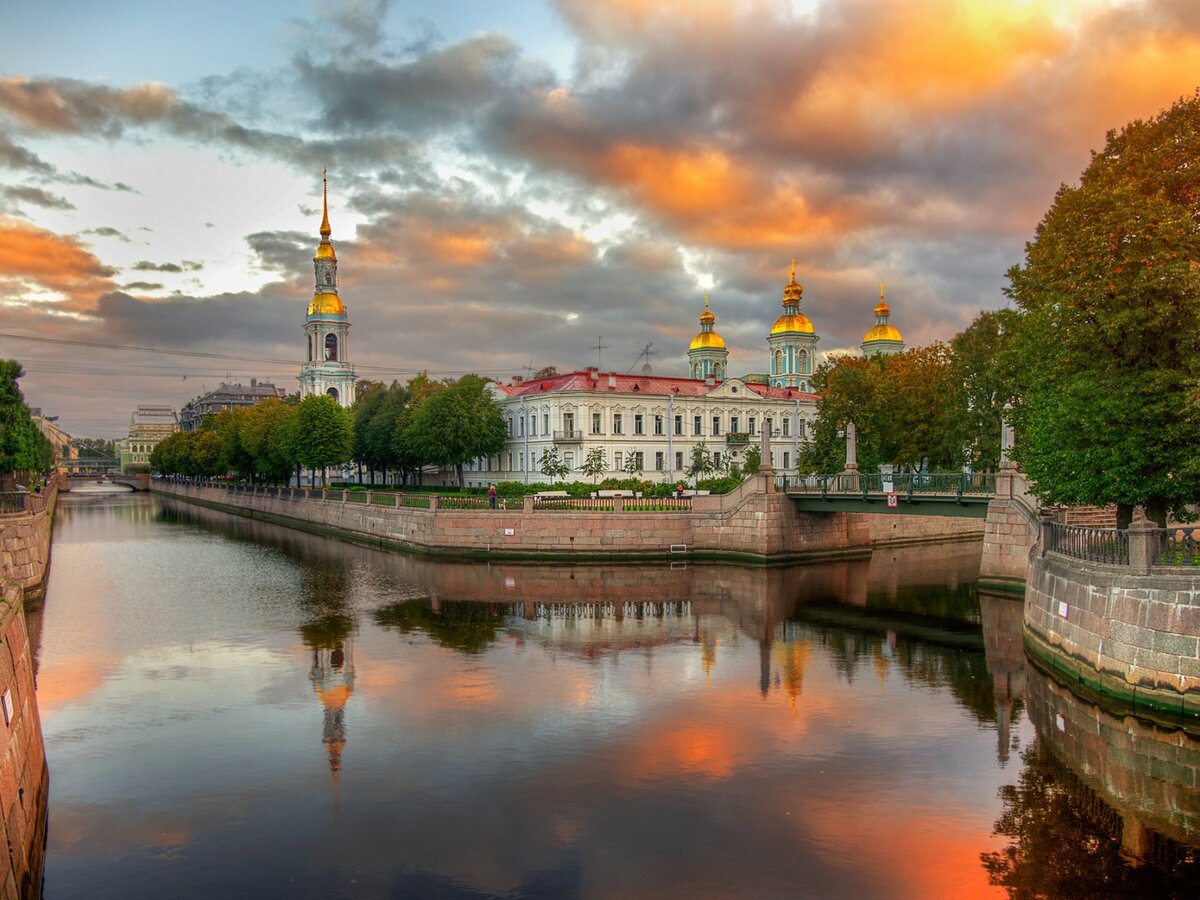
880,282,885,302
320,168,331,238
789,258,796,283
704,290,710,310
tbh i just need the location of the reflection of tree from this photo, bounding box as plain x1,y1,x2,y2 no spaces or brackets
374,600,503,654
982,743,1200,897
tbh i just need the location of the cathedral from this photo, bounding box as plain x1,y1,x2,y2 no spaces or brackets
298,170,356,407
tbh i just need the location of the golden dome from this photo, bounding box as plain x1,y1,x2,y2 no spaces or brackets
771,313,814,335
315,241,337,261
863,323,903,343
690,331,726,351
308,292,346,316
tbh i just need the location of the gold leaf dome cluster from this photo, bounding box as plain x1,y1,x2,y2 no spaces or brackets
690,292,726,350
862,289,903,344
771,261,814,335
308,293,346,316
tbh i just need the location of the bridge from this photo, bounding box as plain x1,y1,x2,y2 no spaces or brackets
62,473,149,491
779,472,996,518
57,457,121,474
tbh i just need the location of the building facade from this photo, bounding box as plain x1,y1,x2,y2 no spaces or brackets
119,405,179,472
299,170,356,408
29,409,76,473
768,262,819,391
179,379,287,431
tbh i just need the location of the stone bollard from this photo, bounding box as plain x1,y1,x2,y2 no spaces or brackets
523,494,534,514
1127,508,1159,575
429,495,439,511
365,491,373,505
342,489,349,503
614,495,625,512
321,489,328,502
1038,509,1056,558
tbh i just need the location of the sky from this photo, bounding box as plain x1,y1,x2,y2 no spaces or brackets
2,0,1200,437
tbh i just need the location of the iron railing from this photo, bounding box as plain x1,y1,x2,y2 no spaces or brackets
781,472,996,499
533,496,613,511
552,430,583,442
1046,522,1129,565
438,496,490,510
1158,526,1200,567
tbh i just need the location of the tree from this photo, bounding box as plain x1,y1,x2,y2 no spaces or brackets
743,444,761,476
1006,93,1200,524
538,446,570,483
950,309,1019,472
401,375,506,489
291,395,354,485
0,360,52,488
580,447,607,483
623,450,643,478
241,398,295,484
350,382,387,482
687,442,713,485
803,356,880,473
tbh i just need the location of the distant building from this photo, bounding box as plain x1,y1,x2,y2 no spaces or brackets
119,405,179,472
861,285,905,357
29,408,77,473
179,379,287,431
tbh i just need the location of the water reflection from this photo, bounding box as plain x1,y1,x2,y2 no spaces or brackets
32,494,1200,897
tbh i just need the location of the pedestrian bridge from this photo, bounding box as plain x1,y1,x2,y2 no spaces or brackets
779,472,996,518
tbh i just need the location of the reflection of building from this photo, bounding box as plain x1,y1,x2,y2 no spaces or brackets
179,379,286,431
118,404,179,472
299,170,356,408
310,636,355,791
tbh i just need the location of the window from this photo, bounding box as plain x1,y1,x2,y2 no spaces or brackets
714,451,722,469
693,415,702,435
674,415,683,435
507,418,513,437
530,414,537,436
783,451,791,469
325,333,338,361
519,416,524,437
564,413,575,435
543,413,549,434
507,452,513,470
799,420,807,439
712,416,720,436
731,416,739,433
782,418,790,437
675,451,684,470
613,413,623,435
655,451,664,471
749,417,757,436
634,452,644,470
564,452,574,469
635,414,644,435
614,451,623,470
654,415,664,435
592,412,602,434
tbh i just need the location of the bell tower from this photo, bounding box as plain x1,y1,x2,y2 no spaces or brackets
299,169,356,406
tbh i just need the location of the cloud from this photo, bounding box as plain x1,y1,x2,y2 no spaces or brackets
130,259,203,273
3,185,75,211
120,281,164,292
0,134,55,174
0,218,116,311
83,226,132,243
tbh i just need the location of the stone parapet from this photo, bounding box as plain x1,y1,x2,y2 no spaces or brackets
0,482,56,602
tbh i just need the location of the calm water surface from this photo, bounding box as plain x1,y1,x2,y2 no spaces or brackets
32,493,1200,898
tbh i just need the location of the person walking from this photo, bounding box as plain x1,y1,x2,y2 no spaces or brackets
488,484,498,509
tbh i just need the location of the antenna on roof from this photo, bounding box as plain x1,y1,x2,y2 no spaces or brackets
626,343,655,374
593,336,609,371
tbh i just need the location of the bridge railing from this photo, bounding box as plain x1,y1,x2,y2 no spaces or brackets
780,472,996,499
1046,522,1129,565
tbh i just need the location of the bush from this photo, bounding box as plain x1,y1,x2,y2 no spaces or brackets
698,475,741,494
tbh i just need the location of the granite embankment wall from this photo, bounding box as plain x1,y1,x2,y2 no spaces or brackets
155,476,981,562
979,467,1040,590
0,579,48,899
0,483,56,603
1024,533,1200,717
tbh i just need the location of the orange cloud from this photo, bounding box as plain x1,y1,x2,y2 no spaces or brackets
0,218,116,311
0,76,176,133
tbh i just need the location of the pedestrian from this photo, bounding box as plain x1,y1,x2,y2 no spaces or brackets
676,482,685,498
488,484,498,509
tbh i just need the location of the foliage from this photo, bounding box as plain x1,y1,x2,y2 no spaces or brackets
0,360,53,481
743,444,761,476
622,450,643,478
687,442,714,484
538,446,571,482
374,599,503,654
579,446,607,483
1005,93,1200,523
950,309,1020,472
75,437,116,460
290,394,354,483
698,475,741,494
240,398,296,484
398,374,505,489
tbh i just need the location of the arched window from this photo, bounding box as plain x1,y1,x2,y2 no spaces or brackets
324,272,332,285
326,387,339,402
713,363,723,380
774,349,783,374
325,333,338,361
798,349,808,373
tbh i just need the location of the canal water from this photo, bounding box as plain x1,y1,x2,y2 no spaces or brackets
31,493,1200,898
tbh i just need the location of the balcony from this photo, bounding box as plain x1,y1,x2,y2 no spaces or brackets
725,432,751,445
553,430,583,443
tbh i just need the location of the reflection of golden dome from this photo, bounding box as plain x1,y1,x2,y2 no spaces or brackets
315,682,353,710
308,293,345,316
689,331,726,351
771,313,814,335
863,323,903,343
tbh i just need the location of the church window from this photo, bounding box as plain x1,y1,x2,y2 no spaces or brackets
613,414,623,435
799,349,809,373
326,387,339,402
713,364,723,379
324,272,332,285
325,334,338,361
787,346,794,371
774,350,783,374
634,414,644,435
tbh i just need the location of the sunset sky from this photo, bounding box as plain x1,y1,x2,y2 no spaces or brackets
3,0,1199,437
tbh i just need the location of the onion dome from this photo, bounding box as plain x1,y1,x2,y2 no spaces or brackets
308,293,346,316
690,291,726,350
863,284,903,344
771,259,814,335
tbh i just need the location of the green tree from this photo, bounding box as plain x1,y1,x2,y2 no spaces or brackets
950,309,1019,472
687,442,713,485
291,395,354,485
579,446,607,483
400,375,506,489
241,398,295,484
623,450,643,478
350,381,386,483
804,356,880,473
743,444,761,476
1006,93,1200,524
208,408,256,480
538,446,570,483
874,343,961,471
0,360,52,488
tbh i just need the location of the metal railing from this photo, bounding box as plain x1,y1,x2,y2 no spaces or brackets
533,496,613,511
438,496,490,510
782,472,997,499
552,430,583,442
622,497,692,511
0,490,48,515
1046,522,1129,565
1158,527,1200,567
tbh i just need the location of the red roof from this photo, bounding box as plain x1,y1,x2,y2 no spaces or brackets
495,370,817,401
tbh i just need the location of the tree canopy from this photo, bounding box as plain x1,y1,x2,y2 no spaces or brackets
1006,92,1200,523
0,360,53,484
